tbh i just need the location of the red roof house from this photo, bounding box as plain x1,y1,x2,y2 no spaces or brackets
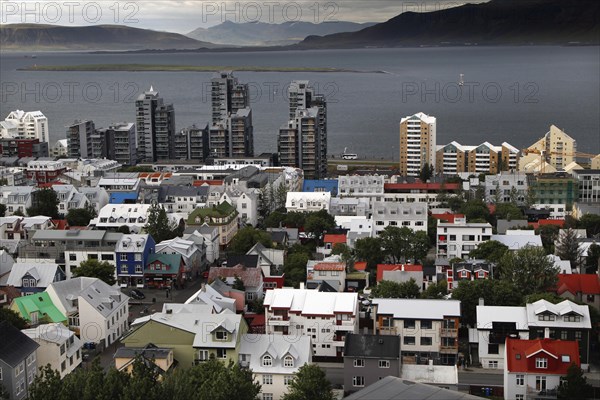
553,274,600,310
376,264,423,283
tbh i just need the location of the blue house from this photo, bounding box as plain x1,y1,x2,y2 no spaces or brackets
302,179,339,196
5,262,65,296
115,234,156,287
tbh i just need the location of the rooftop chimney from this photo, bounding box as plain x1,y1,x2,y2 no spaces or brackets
478,298,484,306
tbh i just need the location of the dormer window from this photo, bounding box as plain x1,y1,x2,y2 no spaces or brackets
262,355,272,367
563,314,581,322
538,313,556,321
283,355,294,367
215,331,227,341
535,358,548,369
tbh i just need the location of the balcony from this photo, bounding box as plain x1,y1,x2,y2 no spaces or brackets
440,328,458,337
526,386,558,399
378,326,397,335
440,345,458,354
268,315,290,326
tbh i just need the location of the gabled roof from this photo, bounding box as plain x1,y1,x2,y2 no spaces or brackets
12,292,67,323
345,376,481,400
238,334,311,374
323,234,347,245
525,299,591,329
344,334,400,359
22,323,76,345
554,274,600,295
313,262,345,271
6,262,61,288
146,254,183,274
376,264,422,282
373,299,461,320
0,321,39,367
47,277,128,317
208,265,263,288
506,338,580,374
264,289,357,316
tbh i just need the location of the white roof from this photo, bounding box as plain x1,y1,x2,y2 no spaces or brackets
239,334,311,374
115,234,150,253
6,262,60,288
286,191,331,207
526,300,591,329
264,288,357,316
184,285,236,313
48,277,128,317
400,112,436,124
156,237,197,258
98,177,139,186
372,299,461,320
22,323,77,345
476,305,529,330
547,255,571,273
490,234,542,250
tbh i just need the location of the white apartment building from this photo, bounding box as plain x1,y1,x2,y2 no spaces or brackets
46,277,129,347
399,112,436,177
338,175,385,197
436,218,493,260
92,204,152,232
4,110,49,142
50,139,68,157
0,186,36,216
285,192,331,213
22,324,83,379
372,299,461,366
485,172,528,204
53,185,89,216
306,258,347,292
239,335,312,400
372,202,427,236
264,288,359,358
77,187,110,213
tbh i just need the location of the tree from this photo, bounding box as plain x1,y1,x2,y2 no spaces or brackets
371,279,420,299
496,245,558,296
406,231,430,262
284,253,309,288
120,357,161,400
232,276,246,291
0,385,9,400
419,163,433,183
0,308,28,329
585,243,600,274
275,182,288,210
380,226,411,263
460,199,490,223
495,202,523,221
579,213,600,238
422,280,448,299
118,225,131,234
523,292,564,305
557,363,593,400
66,203,97,226
144,203,179,244
493,182,502,204
263,210,286,228
354,237,384,272
525,187,537,208
28,365,63,400
537,225,560,254
73,259,116,286
228,227,272,254
468,240,509,263
282,364,334,400
26,188,59,218
0,204,5,218
509,186,519,204
555,228,583,271
304,209,335,244
332,243,352,265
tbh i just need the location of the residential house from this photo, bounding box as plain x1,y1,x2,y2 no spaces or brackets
318,234,347,256
78,186,110,214
208,264,264,304
485,171,528,205
246,243,285,291
329,197,371,218
372,202,428,236
219,190,259,227
187,202,239,249
345,376,482,400
122,304,247,368
285,192,331,213
447,260,492,292
26,160,67,184
338,175,385,198
185,283,237,313
22,323,82,379
504,338,580,400
145,254,185,289
491,232,543,251
53,185,89,217
306,258,346,292
239,334,312,400
0,321,39,400
0,186,36,216
46,277,129,347
6,262,65,296
376,264,423,288
383,182,461,208
0,216,55,240
156,236,206,280
116,234,156,288
10,291,67,326
343,334,401,394
552,274,600,311
114,344,176,378
264,288,359,358
92,204,152,233
372,299,461,366
335,217,373,249
183,226,220,264
436,218,493,260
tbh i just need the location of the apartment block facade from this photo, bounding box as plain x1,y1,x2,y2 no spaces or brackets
399,112,436,177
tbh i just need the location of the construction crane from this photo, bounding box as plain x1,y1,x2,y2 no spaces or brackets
521,148,598,174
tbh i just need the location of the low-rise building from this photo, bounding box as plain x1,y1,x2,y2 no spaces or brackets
187,202,238,249
485,171,528,204
436,218,493,260
116,234,156,288
0,186,37,216
372,202,427,236
264,288,359,358
145,254,185,289
208,264,264,303
372,299,461,366
0,321,39,400
22,323,82,379
343,334,401,394
285,192,331,213
553,274,600,311
6,262,64,296
114,344,176,377
26,160,67,184
306,259,346,292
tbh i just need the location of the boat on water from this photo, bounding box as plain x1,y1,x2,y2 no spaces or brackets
342,147,358,160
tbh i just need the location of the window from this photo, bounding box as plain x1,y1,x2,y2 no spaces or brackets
61,360,66,371
284,375,294,385
488,344,499,355
516,395,524,400
197,350,209,361
120,265,128,274
262,355,272,367
516,374,524,386
283,355,294,367
26,353,36,365
421,337,432,346
535,358,547,369
135,264,142,274
536,376,547,391
378,360,390,368
404,319,415,329
216,348,227,359
564,315,581,322
352,376,365,387
575,331,582,341
538,313,555,321
420,320,432,329
488,361,498,369
60,344,65,355
262,394,273,400
353,359,365,367
561,331,568,340
263,374,272,385
403,336,416,345
135,254,142,261
69,254,77,261
120,254,128,261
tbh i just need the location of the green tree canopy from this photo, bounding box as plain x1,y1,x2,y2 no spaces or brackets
468,240,509,263
557,363,593,400
495,202,523,221
144,203,179,244
354,237,384,272
406,230,431,262
27,188,59,218
0,204,6,218
282,364,334,400
228,227,272,254
371,279,420,299
537,224,561,254
304,209,335,244
66,203,97,226
284,253,309,288
585,243,600,274
73,259,116,286
579,213,600,237
0,308,28,329
555,228,584,271
419,163,434,182
496,245,558,296
421,280,448,299
380,226,411,263
460,199,490,223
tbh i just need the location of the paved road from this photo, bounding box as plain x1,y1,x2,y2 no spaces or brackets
458,371,503,386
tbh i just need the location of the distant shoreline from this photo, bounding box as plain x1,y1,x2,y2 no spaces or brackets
17,64,385,73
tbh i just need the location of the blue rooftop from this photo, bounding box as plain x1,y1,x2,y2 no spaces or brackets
302,179,338,196
110,192,139,204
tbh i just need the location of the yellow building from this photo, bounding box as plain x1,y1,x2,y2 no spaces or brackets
519,125,577,171
399,112,436,177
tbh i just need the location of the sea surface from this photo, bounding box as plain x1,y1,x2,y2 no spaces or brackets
1,46,599,157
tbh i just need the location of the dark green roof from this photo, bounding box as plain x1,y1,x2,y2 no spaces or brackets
146,253,182,274
187,201,237,225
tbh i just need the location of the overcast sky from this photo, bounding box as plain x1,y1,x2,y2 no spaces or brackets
1,0,488,33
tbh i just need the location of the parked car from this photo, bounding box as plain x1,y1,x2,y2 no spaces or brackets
129,289,145,299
